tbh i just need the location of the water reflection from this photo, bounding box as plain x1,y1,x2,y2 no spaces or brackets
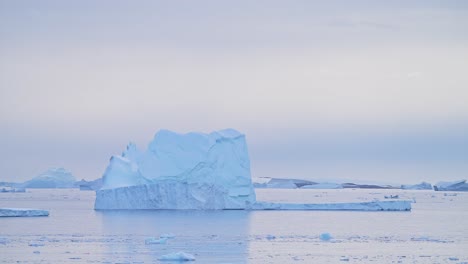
98,210,251,263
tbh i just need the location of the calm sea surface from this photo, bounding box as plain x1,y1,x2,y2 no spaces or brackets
1,188,467,263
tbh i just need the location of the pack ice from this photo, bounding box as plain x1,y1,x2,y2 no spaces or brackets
95,129,256,209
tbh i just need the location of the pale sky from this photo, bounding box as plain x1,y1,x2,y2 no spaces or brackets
1,1,467,184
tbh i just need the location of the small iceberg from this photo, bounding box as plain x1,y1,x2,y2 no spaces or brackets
319,233,332,241
145,237,167,245
0,208,49,217
158,251,195,261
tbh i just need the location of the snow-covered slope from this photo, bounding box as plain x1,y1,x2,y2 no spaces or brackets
95,129,256,210
22,168,76,188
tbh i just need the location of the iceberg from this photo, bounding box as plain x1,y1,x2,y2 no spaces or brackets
22,168,76,188
0,208,49,217
301,183,343,189
401,182,432,190
95,129,411,211
251,201,411,211
434,180,468,191
158,251,195,261
265,178,315,189
95,129,256,210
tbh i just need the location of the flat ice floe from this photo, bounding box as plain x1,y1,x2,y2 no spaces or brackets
251,200,411,211
0,208,49,217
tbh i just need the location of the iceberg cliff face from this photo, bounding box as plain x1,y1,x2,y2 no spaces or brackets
95,129,256,210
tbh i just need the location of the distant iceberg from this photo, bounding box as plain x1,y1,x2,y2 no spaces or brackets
301,183,343,189
434,180,468,192
401,182,432,190
22,168,76,189
95,129,256,210
0,208,49,217
264,178,315,189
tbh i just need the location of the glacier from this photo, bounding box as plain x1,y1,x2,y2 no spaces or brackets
0,208,49,217
95,129,256,210
22,168,76,189
95,129,412,211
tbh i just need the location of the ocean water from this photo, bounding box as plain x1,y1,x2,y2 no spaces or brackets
0,188,467,263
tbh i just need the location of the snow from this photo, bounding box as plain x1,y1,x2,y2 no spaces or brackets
250,200,411,211
434,180,468,191
22,168,76,188
158,251,195,261
401,182,432,190
95,129,256,210
0,208,49,217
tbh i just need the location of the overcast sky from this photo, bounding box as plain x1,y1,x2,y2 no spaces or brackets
1,0,467,184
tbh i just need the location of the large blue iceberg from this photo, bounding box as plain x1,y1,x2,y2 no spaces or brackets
95,129,256,209
95,129,411,211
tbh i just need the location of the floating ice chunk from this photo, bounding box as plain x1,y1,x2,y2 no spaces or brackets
251,201,411,211
145,237,167,245
384,195,399,199
0,237,8,244
160,233,176,239
0,208,49,217
319,233,332,241
158,251,195,261
33,251,40,254
301,183,343,189
266,234,276,240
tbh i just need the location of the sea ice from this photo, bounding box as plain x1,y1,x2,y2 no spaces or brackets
158,251,195,261
251,201,411,211
22,168,76,188
95,129,256,210
0,208,49,217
